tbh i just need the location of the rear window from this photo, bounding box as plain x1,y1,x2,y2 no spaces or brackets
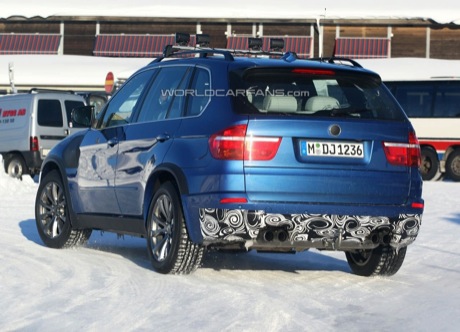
230,67,406,121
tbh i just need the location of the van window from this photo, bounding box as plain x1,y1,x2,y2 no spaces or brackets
433,82,460,117
386,82,434,117
385,81,460,118
37,100,63,127
65,100,86,128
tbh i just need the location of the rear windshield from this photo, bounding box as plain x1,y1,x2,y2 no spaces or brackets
230,67,406,121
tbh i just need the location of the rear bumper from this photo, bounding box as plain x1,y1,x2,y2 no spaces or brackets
199,209,421,251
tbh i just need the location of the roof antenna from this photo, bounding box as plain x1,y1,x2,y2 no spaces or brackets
316,8,326,61
8,62,17,94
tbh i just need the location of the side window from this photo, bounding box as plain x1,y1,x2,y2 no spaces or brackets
186,68,211,116
37,99,63,127
100,69,154,128
136,66,190,123
392,83,434,117
433,82,460,117
65,100,85,128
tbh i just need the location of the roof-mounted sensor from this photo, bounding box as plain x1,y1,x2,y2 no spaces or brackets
248,37,263,51
175,32,190,46
196,34,210,47
270,38,284,52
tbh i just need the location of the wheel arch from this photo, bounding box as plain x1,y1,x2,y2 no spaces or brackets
142,162,189,223
2,151,27,171
40,157,80,228
39,132,87,228
443,145,460,162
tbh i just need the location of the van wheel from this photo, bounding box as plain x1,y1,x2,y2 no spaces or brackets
420,147,441,181
345,245,407,277
446,150,460,181
35,170,92,248
5,154,27,179
146,182,204,274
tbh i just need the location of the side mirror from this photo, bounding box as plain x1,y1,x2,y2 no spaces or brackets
71,105,94,128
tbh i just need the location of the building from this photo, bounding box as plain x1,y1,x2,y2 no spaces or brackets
1,1,460,59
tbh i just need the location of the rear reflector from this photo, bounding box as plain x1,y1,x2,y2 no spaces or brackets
383,131,421,167
220,197,248,204
411,202,424,209
209,125,281,160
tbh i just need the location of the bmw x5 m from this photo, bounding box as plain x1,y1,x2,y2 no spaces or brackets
35,35,423,276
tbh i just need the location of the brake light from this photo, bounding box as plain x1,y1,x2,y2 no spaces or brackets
383,131,421,167
209,125,281,160
292,68,335,76
30,136,39,152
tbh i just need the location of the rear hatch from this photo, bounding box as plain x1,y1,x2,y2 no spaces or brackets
230,65,418,206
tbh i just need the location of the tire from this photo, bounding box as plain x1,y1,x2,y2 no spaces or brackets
5,154,28,180
345,245,407,277
446,149,460,182
35,170,92,248
420,147,441,181
146,182,204,274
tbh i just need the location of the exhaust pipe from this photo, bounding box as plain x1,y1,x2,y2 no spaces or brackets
264,230,275,242
381,234,391,245
370,231,392,245
263,229,289,242
277,230,288,242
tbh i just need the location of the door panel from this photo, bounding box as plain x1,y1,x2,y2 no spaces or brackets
115,120,181,215
76,127,122,214
75,68,157,215
114,65,192,216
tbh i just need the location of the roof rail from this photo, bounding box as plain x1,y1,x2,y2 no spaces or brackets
154,32,291,62
161,44,234,61
28,88,76,94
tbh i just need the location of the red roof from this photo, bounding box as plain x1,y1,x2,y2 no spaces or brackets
334,37,390,59
0,33,61,55
93,34,197,57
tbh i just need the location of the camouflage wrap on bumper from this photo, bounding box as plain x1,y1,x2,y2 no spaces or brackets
199,209,421,250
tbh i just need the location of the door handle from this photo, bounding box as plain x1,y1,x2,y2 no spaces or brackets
107,138,119,147
156,133,170,142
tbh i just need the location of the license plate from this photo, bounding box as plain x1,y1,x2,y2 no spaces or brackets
301,141,364,158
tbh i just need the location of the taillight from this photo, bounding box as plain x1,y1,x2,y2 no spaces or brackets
209,124,281,160
30,136,39,152
382,131,421,167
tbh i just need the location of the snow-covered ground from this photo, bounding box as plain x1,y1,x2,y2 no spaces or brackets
1,156,459,331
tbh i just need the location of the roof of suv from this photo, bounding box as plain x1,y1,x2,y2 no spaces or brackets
144,43,381,82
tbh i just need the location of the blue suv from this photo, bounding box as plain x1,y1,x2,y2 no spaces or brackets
35,34,424,276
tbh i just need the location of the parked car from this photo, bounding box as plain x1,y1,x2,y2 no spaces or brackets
0,89,86,179
35,35,424,276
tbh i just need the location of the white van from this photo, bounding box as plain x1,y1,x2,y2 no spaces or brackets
0,89,86,179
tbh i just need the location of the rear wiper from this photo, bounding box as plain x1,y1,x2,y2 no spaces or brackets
331,108,369,117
